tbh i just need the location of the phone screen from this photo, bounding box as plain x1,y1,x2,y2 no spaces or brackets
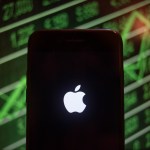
27,30,124,150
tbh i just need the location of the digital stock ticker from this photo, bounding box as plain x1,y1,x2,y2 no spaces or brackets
0,0,150,149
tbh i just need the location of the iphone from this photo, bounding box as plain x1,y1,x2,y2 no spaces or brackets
27,30,124,150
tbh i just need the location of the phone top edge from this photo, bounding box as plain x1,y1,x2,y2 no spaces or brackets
28,29,122,46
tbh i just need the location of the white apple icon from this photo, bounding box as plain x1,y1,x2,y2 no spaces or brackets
63,85,86,113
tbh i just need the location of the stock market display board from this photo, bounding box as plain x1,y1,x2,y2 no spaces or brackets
0,0,150,149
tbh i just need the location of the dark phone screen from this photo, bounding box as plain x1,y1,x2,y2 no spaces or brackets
27,30,124,150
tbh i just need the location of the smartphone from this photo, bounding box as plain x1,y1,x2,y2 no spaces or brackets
27,29,124,150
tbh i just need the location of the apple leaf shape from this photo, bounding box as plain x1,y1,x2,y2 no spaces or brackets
75,85,81,92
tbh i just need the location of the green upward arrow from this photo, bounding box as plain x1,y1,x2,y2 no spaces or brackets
122,11,150,42
123,11,150,82
0,76,26,120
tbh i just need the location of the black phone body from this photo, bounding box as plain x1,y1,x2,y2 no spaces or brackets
27,29,124,150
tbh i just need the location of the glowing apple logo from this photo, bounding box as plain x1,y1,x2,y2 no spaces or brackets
63,85,86,113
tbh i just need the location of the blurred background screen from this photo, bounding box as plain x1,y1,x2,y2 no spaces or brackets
0,0,150,149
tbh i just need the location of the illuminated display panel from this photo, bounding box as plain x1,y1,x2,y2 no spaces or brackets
0,0,150,149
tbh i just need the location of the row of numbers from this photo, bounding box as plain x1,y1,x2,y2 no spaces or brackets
125,108,150,138
125,82,150,112
126,132,150,149
1,1,100,51
2,0,33,21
